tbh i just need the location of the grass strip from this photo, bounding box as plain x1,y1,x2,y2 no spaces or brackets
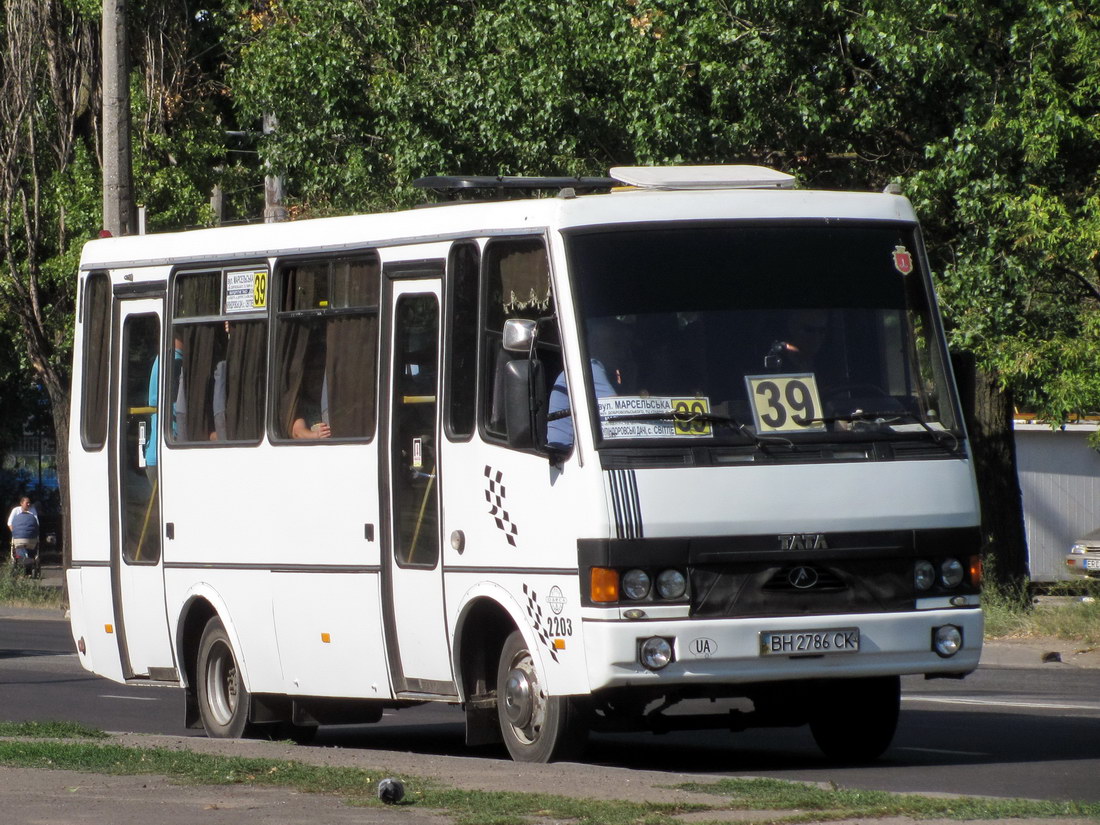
0,568,62,608
0,740,701,825
0,721,106,739
0,738,1096,823
676,777,1100,821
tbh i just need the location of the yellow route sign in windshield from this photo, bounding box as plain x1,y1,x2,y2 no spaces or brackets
746,374,826,433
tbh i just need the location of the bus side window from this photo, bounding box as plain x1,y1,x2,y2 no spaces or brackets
80,271,112,449
480,238,560,444
274,255,380,441
445,242,479,440
171,270,267,444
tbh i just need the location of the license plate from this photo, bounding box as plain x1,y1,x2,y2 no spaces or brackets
760,628,860,656
1086,558,1100,570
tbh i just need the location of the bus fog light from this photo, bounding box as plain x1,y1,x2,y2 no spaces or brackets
622,569,651,601
639,637,673,670
940,558,964,588
914,560,935,591
933,625,962,658
655,569,687,600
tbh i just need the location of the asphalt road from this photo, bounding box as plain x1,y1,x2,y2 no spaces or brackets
2,610,1098,803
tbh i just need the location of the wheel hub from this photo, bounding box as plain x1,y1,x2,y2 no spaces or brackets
503,665,534,728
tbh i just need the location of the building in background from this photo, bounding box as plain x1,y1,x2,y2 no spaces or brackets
1014,417,1100,582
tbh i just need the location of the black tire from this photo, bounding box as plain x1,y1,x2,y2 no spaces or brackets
809,675,900,763
496,630,588,762
196,616,254,738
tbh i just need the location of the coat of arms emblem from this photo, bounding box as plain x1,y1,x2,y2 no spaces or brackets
893,245,913,275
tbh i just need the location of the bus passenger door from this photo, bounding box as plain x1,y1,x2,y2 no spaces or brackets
381,277,455,695
111,299,176,680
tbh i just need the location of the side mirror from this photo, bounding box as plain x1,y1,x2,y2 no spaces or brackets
503,318,536,354
503,358,548,452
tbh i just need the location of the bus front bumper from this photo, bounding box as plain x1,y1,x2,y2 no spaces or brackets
582,608,983,692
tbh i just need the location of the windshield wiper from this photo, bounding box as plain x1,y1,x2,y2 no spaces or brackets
816,409,960,450
601,411,794,448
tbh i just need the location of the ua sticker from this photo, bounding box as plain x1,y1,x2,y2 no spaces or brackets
893,245,913,275
689,637,718,658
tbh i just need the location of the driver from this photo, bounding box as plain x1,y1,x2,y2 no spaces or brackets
766,309,830,373
547,318,634,449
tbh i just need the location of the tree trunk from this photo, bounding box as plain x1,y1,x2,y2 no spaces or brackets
953,352,1030,590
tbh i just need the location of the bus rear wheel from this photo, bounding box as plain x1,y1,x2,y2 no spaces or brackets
496,630,587,762
809,675,899,763
196,616,254,739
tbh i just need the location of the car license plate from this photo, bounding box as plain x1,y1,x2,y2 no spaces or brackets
760,628,860,656
1086,558,1100,570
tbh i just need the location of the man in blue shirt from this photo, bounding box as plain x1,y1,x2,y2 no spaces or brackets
7,496,39,573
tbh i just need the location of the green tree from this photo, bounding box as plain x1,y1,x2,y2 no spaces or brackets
0,0,99,556
225,0,1100,587
0,0,255,564
7,0,1098,590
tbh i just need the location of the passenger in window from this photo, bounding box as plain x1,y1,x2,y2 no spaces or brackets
209,322,229,441
291,345,331,439
146,335,185,476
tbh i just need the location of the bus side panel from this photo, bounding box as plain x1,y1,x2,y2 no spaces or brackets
68,273,124,684
160,443,384,697
67,566,126,684
270,571,391,698
441,442,606,697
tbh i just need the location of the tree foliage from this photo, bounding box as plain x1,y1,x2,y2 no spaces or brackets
223,0,1100,581
0,0,98,526
4,0,1100,582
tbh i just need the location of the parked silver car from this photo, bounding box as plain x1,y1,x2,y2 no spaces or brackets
1066,527,1100,578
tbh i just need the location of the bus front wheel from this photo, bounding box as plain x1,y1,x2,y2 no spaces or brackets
809,675,899,763
196,617,254,739
496,630,587,762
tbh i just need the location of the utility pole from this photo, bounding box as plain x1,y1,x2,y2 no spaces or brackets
263,112,287,223
102,0,135,236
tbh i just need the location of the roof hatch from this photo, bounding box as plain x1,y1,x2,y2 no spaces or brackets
608,165,795,190
411,165,795,202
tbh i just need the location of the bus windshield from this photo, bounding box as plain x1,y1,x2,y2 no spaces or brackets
564,223,961,450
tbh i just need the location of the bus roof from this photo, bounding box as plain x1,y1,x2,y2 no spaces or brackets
79,180,917,272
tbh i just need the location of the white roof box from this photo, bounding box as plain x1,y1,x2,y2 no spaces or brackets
609,165,795,190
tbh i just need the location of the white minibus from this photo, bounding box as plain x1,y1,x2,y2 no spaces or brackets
68,166,982,762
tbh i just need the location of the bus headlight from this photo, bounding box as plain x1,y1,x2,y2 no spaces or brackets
639,636,673,670
622,569,651,600
932,625,963,657
914,560,935,592
655,569,687,600
940,558,965,588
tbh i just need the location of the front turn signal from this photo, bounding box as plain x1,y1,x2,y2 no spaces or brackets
590,567,619,603
968,555,983,587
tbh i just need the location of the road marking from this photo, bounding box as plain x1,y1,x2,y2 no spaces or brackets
904,695,1100,712
100,694,162,701
896,746,989,757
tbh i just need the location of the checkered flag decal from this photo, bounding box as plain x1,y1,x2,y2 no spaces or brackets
484,465,518,547
523,583,558,662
